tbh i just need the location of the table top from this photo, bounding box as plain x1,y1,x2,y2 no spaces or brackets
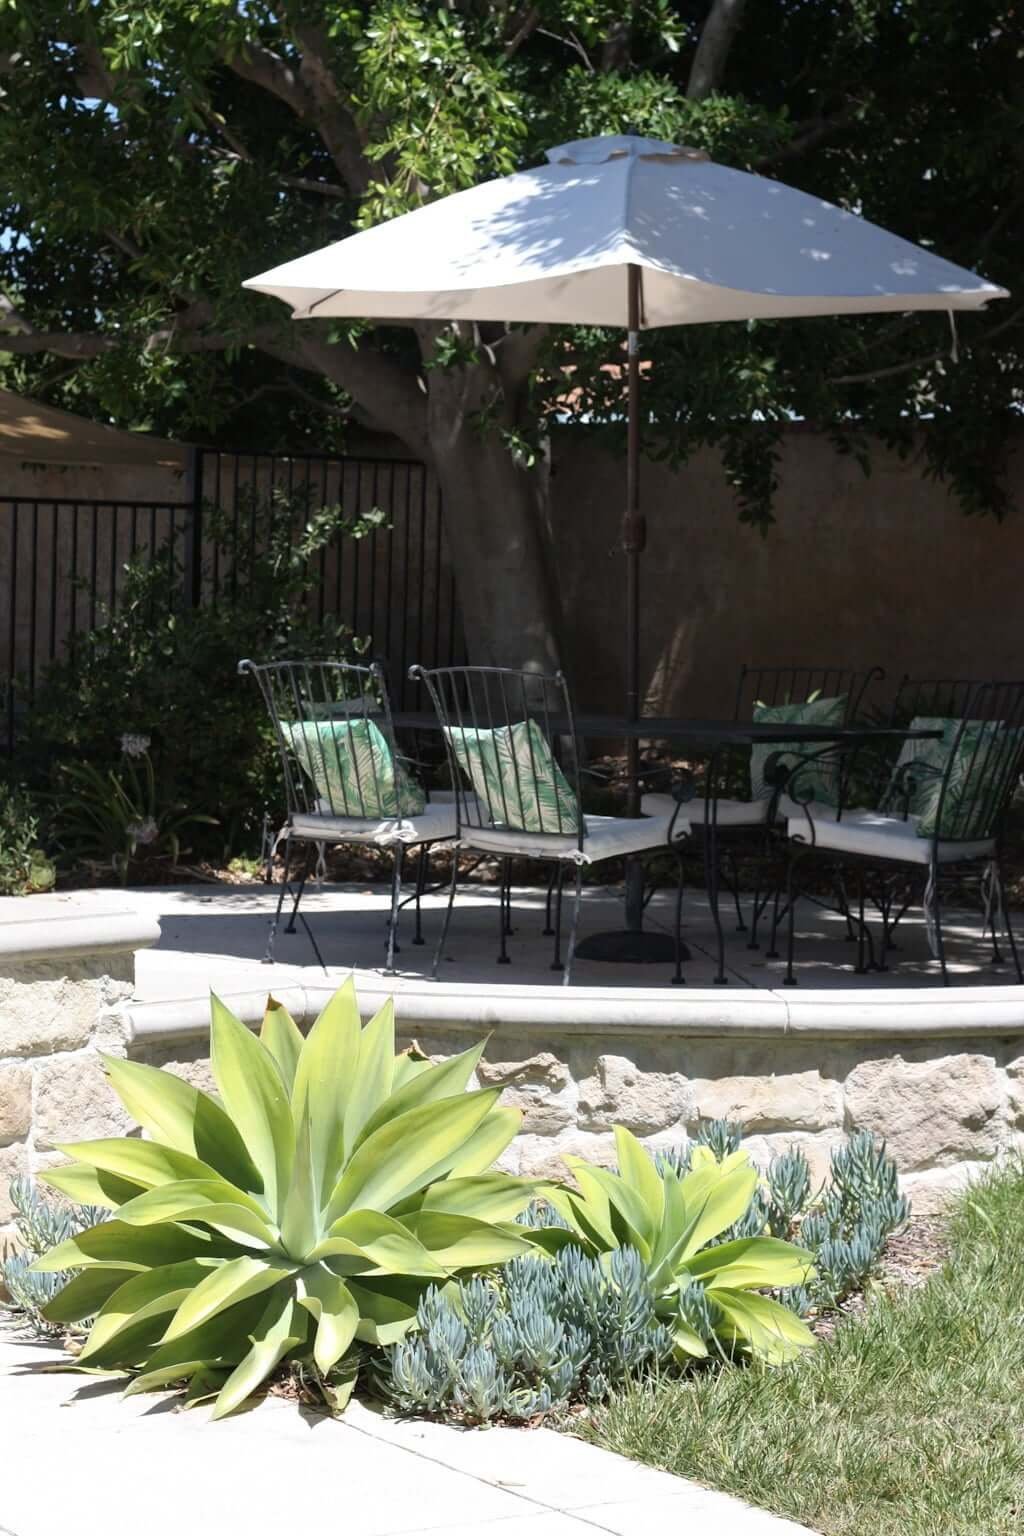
391,710,941,748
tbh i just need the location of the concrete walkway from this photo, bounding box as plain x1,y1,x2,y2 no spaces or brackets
0,1335,818,1536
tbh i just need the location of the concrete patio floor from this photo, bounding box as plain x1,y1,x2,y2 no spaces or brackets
127,878,1018,1003
0,1334,817,1536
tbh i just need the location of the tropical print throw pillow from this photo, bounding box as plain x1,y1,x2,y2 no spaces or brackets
749,695,847,806
912,720,1023,840
284,717,426,818
444,718,580,835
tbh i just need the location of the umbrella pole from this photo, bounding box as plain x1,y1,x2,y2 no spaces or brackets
575,264,687,969
624,264,645,927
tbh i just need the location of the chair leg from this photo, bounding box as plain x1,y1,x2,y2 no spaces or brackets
497,857,512,965
928,860,950,986
783,847,803,987
412,845,428,946
542,865,556,936
503,862,515,936
672,850,687,987
285,843,314,934
995,855,1023,983
563,864,584,986
551,864,566,972
766,871,785,959
431,854,459,980
264,831,293,964
385,844,405,974
725,848,747,932
703,831,727,986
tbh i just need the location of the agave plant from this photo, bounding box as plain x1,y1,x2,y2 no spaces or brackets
31,983,539,1417
544,1126,817,1365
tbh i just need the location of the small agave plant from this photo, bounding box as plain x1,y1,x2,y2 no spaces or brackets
544,1127,817,1364
31,982,539,1417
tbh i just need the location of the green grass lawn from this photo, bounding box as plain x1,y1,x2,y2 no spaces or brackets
579,1164,1024,1536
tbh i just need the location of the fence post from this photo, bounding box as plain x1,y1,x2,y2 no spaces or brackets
183,445,204,609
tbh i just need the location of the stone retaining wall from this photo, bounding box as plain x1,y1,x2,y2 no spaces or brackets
131,980,1024,1214
3,896,1023,1229
0,896,160,1239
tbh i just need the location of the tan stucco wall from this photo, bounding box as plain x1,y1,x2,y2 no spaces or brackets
550,429,1024,715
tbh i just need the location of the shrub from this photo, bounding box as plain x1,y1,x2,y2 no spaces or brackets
30,982,540,1418
18,489,380,861
382,1245,672,1424
544,1125,817,1366
377,1123,910,1425
0,783,55,895
1,1177,103,1332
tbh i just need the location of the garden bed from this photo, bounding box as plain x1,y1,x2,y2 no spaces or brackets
579,1164,1024,1536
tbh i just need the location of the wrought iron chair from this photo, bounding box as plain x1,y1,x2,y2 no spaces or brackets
640,664,886,972
238,658,458,971
409,663,691,985
778,677,1024,986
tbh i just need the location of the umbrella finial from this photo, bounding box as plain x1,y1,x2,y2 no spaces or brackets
546,133,709,166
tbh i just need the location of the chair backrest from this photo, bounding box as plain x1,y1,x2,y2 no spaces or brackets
734,665,885,723
409,664,584,848
238,657,412,822
891,676,1024,843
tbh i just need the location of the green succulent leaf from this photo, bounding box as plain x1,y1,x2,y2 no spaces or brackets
401,1210,536,1269
163,1255,294,1343
354,1038,487,1149
210,993,294,1216
39,1161,145,1210
259,997,306,1095
710,1289,816,1364
31,1219,223,1273
685,1236,815,1291
98,1053,262,1193
54,1138,227,1191
79,1261,215,1363
212,1292,307,1420
291,978,361,1206
297,1264,359,1373
327,1088,502,1222
41,1265,143,1324
343,996,396,1157
113,1180,278,1249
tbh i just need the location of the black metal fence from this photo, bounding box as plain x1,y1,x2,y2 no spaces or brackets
0,447,466,742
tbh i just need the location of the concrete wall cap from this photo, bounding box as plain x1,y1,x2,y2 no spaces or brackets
0,894,161,964
122,969,1024,1045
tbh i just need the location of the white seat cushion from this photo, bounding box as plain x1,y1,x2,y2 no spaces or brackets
785,802,994,865
641,792,768,828
459,809,689,864
291,789,459,847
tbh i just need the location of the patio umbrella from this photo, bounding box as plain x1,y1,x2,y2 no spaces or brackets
244,134,1007,955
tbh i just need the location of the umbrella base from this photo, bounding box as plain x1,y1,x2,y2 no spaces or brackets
574,929,688,965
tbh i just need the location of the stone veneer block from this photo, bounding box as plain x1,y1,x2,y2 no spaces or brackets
0,894,160,1238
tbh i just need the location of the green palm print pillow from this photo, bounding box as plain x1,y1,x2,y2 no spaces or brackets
444,718,580,835
284,717,426,818
749,695,847,806
912,720,1023,840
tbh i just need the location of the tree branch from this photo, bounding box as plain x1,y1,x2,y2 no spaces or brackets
687,0,749,100
259,328,430,460
756,105,861,168
504,6,541,56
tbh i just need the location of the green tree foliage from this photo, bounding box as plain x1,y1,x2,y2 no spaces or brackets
0,2,1018,660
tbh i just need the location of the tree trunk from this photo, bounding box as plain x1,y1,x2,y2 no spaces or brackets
424,364,562,675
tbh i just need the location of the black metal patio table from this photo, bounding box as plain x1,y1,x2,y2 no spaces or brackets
392,710,940,980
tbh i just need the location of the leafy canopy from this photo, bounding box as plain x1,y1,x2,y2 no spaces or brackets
0,1,1018,522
